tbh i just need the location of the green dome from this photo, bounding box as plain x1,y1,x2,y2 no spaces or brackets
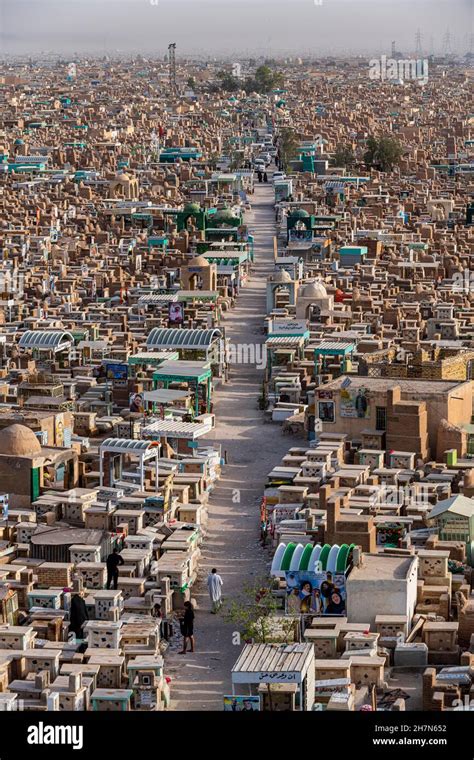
291,208,310,219
183,203,201,215
214,208,238,223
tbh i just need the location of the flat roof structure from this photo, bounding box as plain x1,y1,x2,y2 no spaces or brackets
128,351,179,366
321,375,464,395
347,553,416,582
231,643,315,709
152,360,211,381
142,419,213,440
231,643,314,684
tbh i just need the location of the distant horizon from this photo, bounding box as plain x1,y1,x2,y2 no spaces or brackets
1,0,472,58
1,52,472,63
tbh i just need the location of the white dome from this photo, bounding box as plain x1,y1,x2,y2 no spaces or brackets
269,268,292,284
300,280,328,299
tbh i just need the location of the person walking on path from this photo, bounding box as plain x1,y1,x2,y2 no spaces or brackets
106,547,124,590
207,568,223,613
68,590,89,640
179,601,195,654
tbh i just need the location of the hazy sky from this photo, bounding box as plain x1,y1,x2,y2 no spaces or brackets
1,0,473,57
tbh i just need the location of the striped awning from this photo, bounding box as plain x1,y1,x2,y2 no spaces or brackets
138,294,178,305
265,336,304,346
142,419,212,440
147,328,221,351
231,643,313,684
324,181,346,191
100,438,160,458
19,330,74,352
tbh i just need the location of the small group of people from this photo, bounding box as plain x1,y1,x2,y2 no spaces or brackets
67,547,225,656
287,572,346,616
257,171,268,183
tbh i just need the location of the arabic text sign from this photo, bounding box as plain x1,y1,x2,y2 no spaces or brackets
258,671,300,683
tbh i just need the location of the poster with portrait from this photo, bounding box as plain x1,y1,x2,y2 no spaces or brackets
223,696,260,712
129,393,144,413
55,414,64,447
340,387,370,419
285,570,346,616
168,301,184,326
318,400,335,423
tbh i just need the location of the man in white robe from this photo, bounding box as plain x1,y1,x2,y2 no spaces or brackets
207,568,223,613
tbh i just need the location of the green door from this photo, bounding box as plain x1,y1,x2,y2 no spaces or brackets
31,468,40,501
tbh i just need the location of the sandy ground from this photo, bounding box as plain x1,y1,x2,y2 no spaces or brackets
165,175,302,710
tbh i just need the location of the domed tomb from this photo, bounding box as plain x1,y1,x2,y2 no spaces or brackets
0,424,42,457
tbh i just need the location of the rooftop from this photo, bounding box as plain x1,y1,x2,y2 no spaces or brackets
348,553,417,582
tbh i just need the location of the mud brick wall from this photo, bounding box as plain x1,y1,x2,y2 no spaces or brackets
439,353,474,381
36,563,73,588
333,526,376,553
